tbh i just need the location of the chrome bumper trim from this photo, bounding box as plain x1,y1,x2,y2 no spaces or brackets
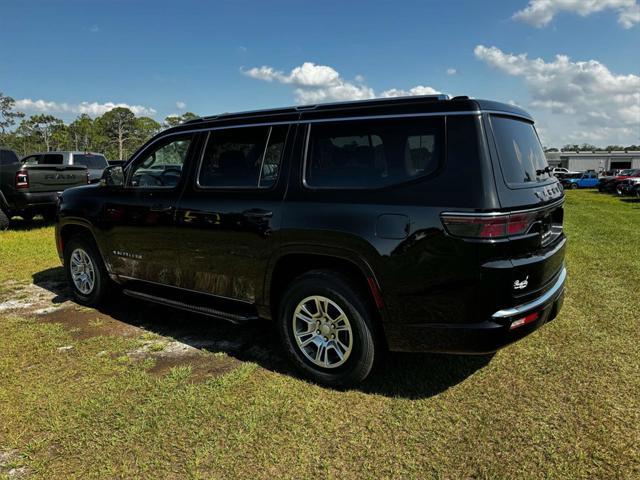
492,267,567,320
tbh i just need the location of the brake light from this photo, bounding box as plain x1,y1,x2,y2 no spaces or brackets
441,211,538,239
15,171,29,189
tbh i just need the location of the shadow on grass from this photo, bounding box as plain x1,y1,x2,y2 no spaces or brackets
33,267,492,399
7,216,55,231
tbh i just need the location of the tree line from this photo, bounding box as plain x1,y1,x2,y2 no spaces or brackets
546,144,640,153
0,91,197,160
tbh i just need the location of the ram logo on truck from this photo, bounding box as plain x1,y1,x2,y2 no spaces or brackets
44,173,77,180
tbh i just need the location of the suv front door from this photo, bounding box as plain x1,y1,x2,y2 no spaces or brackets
100,133,199,285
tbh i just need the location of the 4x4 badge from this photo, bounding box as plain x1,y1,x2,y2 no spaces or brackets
514,276,529,290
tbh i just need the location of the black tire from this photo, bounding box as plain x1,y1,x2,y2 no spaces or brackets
63,234,110,306
277,270,378,387
0,209,9,230
570,183,578,189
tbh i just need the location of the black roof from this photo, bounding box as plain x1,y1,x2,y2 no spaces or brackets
178,95,533,131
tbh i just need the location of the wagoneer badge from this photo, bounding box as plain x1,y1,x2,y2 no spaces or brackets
514,276,529,290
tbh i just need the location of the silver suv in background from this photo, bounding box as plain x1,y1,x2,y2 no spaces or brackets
22,151,109,183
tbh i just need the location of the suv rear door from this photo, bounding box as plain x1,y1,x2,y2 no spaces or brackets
484,114,566,303
174,123,295,304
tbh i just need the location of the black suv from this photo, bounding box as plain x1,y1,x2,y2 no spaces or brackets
55,95,566,386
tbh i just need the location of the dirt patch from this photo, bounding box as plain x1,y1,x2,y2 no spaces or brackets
0,450,29,478
147,351,241,382
37,307,140,340
0,280,70,313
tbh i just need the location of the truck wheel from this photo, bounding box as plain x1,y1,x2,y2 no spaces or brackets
0,209,9,230
277,270,378,387
63,235,110,306
42,210,56,223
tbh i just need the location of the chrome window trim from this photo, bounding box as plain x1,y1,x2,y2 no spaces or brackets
440,197,565,218
127,109,529,167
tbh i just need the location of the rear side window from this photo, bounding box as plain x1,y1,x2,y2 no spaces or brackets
0,149,19,165
490,115,550,186
198,125,287,188
305,117,444,188
73,154,108,169
41,154,64,165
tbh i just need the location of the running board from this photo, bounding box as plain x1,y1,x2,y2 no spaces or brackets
122,288,258,324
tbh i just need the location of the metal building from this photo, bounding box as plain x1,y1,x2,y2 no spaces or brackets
545,151,640,173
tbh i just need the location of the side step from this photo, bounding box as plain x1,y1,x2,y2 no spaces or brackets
122,288,258,324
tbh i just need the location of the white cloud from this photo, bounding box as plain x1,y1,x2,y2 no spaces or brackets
176,101,186,110
14,98,157,117
446,68,457,75
513,0,640,28
474,45,640,144
380,86,441,98
243,61,441,104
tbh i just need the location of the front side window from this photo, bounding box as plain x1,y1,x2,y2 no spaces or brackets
129,137,192,188
305,117,444,189
491,115,550,186
198,125,287,188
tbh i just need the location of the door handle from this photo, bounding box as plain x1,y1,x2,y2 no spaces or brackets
242,208,273,219
149,204,173,213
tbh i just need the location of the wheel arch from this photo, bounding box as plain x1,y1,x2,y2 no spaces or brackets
264,248,387,325
58,220,113,276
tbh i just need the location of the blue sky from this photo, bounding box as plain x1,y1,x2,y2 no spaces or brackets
1,0,638,146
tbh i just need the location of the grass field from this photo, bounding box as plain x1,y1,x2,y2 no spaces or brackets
0,190,638,479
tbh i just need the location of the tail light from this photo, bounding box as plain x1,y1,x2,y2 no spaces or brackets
15,171,29,189
441,211,538,239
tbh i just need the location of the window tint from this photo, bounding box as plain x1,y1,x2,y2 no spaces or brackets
305,117,443,188
129,137,192,188
491,115,550,185
199,125,287,188
41,154,64,165
73,154,108,169
0,149,19,165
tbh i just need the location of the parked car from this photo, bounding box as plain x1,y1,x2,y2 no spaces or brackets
598,169,640,192
631,183,640,198
616,177,640,196
551,167,579,177
22,151,109,183
55,95,566,386
561,171,599,189
0,147,89,228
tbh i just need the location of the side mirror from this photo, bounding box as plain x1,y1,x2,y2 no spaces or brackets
100,165,124,187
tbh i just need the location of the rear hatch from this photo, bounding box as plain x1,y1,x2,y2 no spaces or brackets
486,113,566,303
23,164,87,192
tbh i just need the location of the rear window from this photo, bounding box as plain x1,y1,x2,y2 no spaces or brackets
305,117,444,189
491,115,551,186
73,154,108,169
40,154,64,165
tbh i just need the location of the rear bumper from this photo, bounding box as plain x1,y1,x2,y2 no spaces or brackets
385,267,566,353
6,191,60,211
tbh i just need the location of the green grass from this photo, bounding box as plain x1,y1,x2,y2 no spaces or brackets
1,191,639,478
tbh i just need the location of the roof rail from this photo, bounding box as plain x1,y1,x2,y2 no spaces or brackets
181,94,456,125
